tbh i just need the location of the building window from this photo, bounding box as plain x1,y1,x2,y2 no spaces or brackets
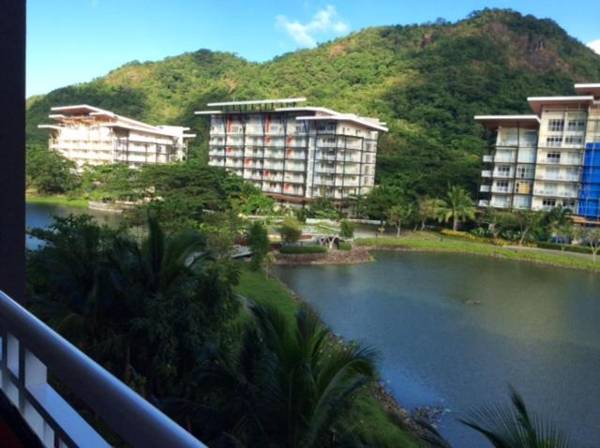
542,199,556,207
564,136,583,146
546,152,561,162
516,166,533,178
564,200,576,209
546,137,563,147
547,119,564,132
567,120,585,132
497,165,511,176
496,180,509,192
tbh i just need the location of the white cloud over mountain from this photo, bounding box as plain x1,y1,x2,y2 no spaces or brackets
588,39,600,55
276,5,349,48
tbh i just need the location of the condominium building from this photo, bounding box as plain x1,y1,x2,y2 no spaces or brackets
39,105,195,170
196,98,387,202
476,83,600,223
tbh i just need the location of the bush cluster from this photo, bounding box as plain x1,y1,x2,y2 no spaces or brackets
279,245,327,254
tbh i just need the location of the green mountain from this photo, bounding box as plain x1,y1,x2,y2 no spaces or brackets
26,8,600,197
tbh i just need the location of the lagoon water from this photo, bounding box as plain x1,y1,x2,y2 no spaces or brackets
26,202,121,249
274,252,600,447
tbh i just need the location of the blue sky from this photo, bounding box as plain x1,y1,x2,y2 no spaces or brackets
27,0,600,97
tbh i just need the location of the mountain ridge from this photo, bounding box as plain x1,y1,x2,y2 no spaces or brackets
26,8,600,196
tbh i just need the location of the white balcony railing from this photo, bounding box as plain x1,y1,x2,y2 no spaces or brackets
480,185,491,193
481,170,492,178
478,199,490,207
0,290,205,448
482,155,493,163
533,190,578,198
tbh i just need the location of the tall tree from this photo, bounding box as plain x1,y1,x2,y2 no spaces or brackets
574,226,600,263
387,203,414,236
246,221,270,270
436,186,476,231
514,210,545,246
417,197,444,230
26,145,79,194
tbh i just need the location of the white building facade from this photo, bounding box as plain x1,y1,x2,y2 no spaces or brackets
196,98,387,202
477,83,600,223
39,105,195,170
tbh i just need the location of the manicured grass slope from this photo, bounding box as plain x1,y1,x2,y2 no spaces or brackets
26,193,89,209
356,232,600,271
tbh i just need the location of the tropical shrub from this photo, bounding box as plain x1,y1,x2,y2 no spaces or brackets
338,242,352,251
278,217,302,244
246,221,270,270
279,245,327,254
340,220,355,238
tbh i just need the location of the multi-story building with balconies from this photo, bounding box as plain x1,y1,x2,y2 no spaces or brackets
39,105,195,170
196,98,387,202
476,83,600,223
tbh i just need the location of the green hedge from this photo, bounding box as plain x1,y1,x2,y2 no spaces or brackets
536,241,592,255
279,245,327,254
338,242,352,251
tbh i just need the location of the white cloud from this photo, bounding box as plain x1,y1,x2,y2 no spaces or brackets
588,39,600,55
276,5,349,48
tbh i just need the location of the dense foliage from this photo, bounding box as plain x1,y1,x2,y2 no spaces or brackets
26,216,404,447
26,144,79,193
26,9,600,197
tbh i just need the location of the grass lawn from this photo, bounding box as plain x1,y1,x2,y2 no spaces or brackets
235,267,420,447
26,192,89,209
356,232,600,272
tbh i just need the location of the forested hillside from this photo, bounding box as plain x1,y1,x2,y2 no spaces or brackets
26,9,600,196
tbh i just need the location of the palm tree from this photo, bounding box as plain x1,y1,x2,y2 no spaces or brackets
436,186,476,231
418,197,445,230
104,215,215,387
545,206,573,241
460,388,571,448
254,304,377,447
514,210,545,246
198,304,377,447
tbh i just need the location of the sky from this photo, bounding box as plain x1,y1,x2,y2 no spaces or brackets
27,0,600,97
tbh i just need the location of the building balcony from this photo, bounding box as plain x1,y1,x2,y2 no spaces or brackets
534,174,580,182
285,152,306,160
533,190,579,199
263,164,284,171
0,290,205,448
491,187,512,194
481,170,492,178
478,199,490,207
490,199,510,208
482,155,493,163
494,156,516,163
479,185,491,193
224,150,244,158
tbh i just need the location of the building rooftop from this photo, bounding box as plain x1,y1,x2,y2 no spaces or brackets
295,114,388,132
40,105,193,139
197,99,388,132
527,96,595,115
206,98,307,108
474,115,541,129
574,83,600,98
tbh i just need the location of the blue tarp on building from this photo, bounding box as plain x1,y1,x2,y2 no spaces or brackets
578,143,600,220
